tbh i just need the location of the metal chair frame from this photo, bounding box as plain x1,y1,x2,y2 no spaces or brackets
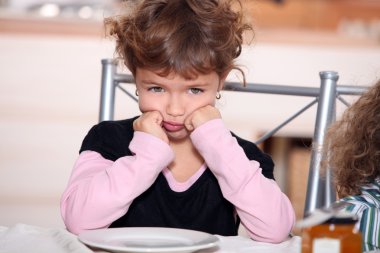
99,58,367,216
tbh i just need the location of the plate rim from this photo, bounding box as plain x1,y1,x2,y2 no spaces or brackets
78,227,220,253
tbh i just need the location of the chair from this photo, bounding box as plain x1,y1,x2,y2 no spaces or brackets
98,58,367,216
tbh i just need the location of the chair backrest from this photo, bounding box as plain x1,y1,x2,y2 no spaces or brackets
99,58,367,216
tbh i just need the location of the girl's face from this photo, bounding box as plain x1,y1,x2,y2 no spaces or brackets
135,68,224,141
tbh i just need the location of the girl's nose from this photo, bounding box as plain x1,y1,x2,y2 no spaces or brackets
166,94,185,116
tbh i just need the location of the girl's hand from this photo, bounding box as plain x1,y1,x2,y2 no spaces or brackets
185,105,221,131
133,111,169,143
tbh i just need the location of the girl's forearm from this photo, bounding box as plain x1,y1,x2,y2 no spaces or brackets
191,119,295,243
60,132,174,235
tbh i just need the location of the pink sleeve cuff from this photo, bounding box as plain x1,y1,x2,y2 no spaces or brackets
130,131,174,168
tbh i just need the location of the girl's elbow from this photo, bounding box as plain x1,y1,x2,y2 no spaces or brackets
268,224,294,243
65,223,82,235
270,212,296,243
266,226,294,243
61,204,90,235
62,213,86,235
252,211,295,243
250,225,293,243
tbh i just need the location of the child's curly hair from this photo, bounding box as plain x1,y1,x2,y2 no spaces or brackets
322,80,380,197
104,0,252,83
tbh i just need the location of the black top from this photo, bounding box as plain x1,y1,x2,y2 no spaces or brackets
80,117,275,235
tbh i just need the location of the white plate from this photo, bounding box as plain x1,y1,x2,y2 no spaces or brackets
78,227,220,253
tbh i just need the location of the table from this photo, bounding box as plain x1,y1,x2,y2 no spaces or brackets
0,223,301,253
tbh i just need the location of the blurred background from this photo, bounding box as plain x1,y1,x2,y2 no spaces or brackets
1,0,380,235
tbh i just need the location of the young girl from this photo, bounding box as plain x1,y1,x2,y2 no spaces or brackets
60,0,295,242
322,80,380,251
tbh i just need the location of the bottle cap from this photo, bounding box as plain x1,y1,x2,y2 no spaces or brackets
296,202,356,228
324,212,359,225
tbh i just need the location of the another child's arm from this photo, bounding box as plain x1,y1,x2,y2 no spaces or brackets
341,197,380,251
189,116,295,243
60,131,174,235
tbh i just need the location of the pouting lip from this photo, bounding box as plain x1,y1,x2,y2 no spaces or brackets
163,121,183,126
162,121,185,132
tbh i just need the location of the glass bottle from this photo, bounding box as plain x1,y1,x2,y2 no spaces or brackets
301,214,362,253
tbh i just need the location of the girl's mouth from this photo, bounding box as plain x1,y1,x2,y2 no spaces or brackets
162,121,184,132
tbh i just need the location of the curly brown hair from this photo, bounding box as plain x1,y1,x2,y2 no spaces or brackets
322,80,380,198
104,0,252,82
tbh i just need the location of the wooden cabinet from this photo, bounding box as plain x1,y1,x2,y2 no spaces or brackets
243,0,380,30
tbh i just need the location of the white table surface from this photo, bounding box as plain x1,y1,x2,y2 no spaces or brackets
0,223,301,253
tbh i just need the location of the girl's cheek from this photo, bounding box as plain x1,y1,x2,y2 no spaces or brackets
205,94,217,106
138,99,152,113
139,99,162,113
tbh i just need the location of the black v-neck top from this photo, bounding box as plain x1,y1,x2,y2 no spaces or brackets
80,117,274,235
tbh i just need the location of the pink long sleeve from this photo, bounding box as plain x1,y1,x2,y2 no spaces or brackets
190,119,295,243
60,131,174,235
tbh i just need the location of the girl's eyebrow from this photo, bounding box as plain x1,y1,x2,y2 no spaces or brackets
140,78,210,87
189,82,209,87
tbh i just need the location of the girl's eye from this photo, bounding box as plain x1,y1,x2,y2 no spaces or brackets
189,88,203,94
148,87,164,93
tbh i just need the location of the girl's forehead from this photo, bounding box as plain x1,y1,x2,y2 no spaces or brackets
136,68,219,81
